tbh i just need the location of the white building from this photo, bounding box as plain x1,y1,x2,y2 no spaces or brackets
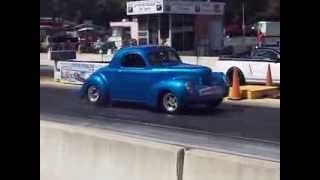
108,19,139,49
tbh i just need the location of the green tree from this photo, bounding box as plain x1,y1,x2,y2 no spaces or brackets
225,0,280,25
40,0,280,26
40,0,127,26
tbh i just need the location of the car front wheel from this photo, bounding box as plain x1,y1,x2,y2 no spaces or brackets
160,92,181,114
207,98,223,108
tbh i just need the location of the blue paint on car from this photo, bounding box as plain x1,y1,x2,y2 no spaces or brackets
80,45,229,112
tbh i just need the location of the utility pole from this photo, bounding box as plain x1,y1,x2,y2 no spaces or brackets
242,1,245,37
241,1,246,46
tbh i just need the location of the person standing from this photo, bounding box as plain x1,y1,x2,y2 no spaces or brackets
256,29,264,47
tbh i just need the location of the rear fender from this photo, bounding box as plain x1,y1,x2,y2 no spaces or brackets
226,66,246,78
79,73,110,98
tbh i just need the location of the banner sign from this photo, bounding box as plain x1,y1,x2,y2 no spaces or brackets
58,61,107,84
127,0,164,15
127,0,225,15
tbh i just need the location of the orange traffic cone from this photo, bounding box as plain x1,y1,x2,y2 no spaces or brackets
228,67,242,100
266,64,273,86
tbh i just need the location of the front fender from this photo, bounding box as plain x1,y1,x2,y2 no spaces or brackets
79,73,110,98
146,79,188,107
212,72,227,85
212,72,229,97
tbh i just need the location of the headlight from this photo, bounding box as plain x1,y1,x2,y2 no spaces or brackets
185,81,193,93
221,74,227,84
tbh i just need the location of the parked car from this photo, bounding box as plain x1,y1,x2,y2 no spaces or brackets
215,47,280,85
80,45,229,114
224,24,257,37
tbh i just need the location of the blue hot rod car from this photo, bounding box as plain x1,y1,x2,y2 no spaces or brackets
80,45,229,113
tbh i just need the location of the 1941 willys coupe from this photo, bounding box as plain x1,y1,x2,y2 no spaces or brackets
80,45,229,113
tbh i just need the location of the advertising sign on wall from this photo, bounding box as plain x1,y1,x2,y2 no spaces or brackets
166,0,195,14
198,2,224,15
127,0,164,15
127,0,225,15
58,62,106,84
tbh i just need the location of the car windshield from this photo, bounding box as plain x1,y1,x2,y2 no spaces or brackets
148,50,181,66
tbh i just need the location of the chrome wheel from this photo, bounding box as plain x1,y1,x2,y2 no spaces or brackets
87,85,100,103
162,93,178,112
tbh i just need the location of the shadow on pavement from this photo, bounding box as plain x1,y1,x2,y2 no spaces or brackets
41,85,280,143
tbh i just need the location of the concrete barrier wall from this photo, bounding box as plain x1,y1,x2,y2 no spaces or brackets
180,56,218,68
40,53,112,62
40,53,218,68
70,54,218,67
40,121,280,180
40,121,184,180
183,149,280,180
75,53,113,62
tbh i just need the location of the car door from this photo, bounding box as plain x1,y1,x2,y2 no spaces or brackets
110,53,151,101
249,49,280,83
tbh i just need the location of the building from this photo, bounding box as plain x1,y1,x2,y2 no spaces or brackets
40,17,63,42
40,17,79,51
108,19,139,49
126,0,226,56
40,17,76,38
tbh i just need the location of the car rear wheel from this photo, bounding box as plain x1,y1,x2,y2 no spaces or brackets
87,85,106,105
227,68,246,86
160,92,181,114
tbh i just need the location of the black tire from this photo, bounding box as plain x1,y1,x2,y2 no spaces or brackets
207,98,223,108
159,92,181,114
86,85,107,106
227,68,246,87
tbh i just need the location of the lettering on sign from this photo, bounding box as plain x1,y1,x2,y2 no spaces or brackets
59,62,105,84
127,0,163,15
127,0,224,15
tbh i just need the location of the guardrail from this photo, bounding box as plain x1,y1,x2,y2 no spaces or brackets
55,61,109,84
219,57,279,62
40,121,280,180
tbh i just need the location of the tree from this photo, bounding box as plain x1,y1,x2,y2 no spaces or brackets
40,0,127,26
40,0,280,26
224,0,280,25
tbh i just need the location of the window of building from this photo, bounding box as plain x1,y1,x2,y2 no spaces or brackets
160,14,169,43
171,14,195,51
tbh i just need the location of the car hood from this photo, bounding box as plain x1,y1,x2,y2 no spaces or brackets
155,63,211,72
153,63,213,84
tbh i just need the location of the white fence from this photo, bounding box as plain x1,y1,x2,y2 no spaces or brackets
41,53,220,84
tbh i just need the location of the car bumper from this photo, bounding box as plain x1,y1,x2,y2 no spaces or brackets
182,84,229,104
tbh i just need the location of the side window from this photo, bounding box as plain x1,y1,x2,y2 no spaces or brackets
121,54,146,68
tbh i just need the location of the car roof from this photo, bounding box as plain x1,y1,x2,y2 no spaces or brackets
117,45,176,54
108,45,177,68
